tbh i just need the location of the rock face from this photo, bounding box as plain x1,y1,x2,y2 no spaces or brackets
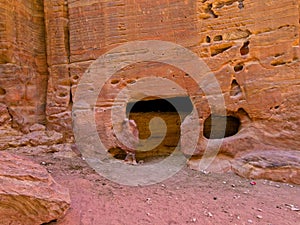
0,0,48,129
0,0,300,184
0,151,70,225
232,150,300,184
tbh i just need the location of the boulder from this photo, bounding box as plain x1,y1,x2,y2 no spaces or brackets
0,151,70,225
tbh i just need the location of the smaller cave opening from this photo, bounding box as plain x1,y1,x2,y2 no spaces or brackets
206,36,211,43
111,79,120,85
234,64,244,72
210,44,232,57
271,60,286,66
240,41,250,55
0,87,6,95
108,148,128,160
73,75,79,80
203,115,241,139
213,35,223,41
58,92,68,98
274,53,283,58
230,79,242,97
270,105,280,110
126,79,136,84
238,0,244,9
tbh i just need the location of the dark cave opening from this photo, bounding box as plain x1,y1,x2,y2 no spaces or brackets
112,97,194,161
203,115,241,139
126,97,193,114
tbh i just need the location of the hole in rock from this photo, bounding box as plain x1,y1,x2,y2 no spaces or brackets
206,36,211,43
271,60,286,66
58,92,67,98
127,79,136,84
41,219,57,225
240,41,250,55
234,64,244,72
210,44,232,56
275,53,283,58
0,87,6,95
237,108,251,123
73,75,79,80
112,97,194,162
111,79,120,85
213,35,223,41
206,4,218,18
203,115,240,139
238,0,244,9
230,79,242,97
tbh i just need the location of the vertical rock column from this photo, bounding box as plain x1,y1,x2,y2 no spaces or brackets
0,0,48,130
44,0,73,138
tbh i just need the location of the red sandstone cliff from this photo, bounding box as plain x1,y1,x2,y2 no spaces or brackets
0,0,299,184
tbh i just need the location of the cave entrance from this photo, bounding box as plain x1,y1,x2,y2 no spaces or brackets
203,115,240,139
109,97,193,162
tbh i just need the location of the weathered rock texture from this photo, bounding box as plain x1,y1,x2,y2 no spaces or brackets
0,0,300,184
0,0,48,130
0,151,70,225
232,150,300,184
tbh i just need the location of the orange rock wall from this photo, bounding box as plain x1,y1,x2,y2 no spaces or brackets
0,0,48,129
1,0,300,151
58,0,300,150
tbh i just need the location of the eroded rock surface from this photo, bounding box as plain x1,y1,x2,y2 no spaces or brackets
232,150,300,184
0,151,70,225
0,0,299,184
0,124,63,151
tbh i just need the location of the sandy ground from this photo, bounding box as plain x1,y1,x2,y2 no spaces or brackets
22,151,300,225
